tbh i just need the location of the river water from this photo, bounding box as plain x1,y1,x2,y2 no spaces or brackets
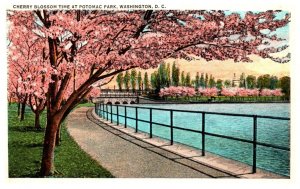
97,103,290,176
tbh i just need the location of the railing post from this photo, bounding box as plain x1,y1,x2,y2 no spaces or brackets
117,105,119,125
99,103,101,117
110,104,113,123
170,110,173,145
150,108,152,138
135,107,138,133
202,112,205,156
252,115,257,173
106,104,108,121
124,106,127,128
102,104,104,117
97,103,101,116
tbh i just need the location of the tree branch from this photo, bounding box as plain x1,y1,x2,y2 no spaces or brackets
54,73,71,111
99,75,115,87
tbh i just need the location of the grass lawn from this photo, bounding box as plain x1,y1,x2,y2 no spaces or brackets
8,103,113,178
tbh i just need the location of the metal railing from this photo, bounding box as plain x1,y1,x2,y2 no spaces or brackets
94,103,290,174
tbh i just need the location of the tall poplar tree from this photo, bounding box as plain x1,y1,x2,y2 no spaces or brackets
130,69,137,92
239,73,246,88
200,73,205,88
124,71,130,91
116,73,123,91
172,62,180,86
137,71,142,91
181,71,185,86
208,74,216,88
144,72,150,91
205,73,209,88
195,72,200,88
186,72,191,87
166,63,171,87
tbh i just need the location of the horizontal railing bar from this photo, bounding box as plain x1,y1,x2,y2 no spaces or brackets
101,104,289,120
204,132,254,144
173,126,202,134
125,116,136,120
137,119,151,124
256,141,290,151
254,115,290,120
151,121,171,128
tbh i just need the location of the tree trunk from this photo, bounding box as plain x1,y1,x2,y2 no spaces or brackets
34,111,41,129
20,102,26,121
9,96,12,106
55,126,61,146
40,115,60,176
17,103,21,117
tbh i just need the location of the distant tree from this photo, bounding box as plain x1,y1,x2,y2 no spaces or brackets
205,73,209,88
279,76,290,99
166,63,171,87
171,62,180,86
116,73,123,91
216,79,223,90
144,72,150,91
151,71,160,93
174,66,180,86
257,74,271,89
158,62,169,88
239,73,246,88
124,71,130,91
186,72,191,87
246,75,256,89
208,74,216,88
130,69,137,92
137,71,142,91
270,76,279,89
200,73,205,88
195,72,200,88
224,80,231,88
181,71,185,86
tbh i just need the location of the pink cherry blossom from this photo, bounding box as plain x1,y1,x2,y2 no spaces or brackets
159,86,196,97
198,87,219,97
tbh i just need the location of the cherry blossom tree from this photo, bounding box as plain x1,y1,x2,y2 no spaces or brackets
198,87,219,96
8,10,290,176
7,20,49,125
220,87,237,97
159,86,195,97
260,88,283,96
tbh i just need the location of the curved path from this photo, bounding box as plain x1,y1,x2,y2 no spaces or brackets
66,107,285,178
66,107,237,178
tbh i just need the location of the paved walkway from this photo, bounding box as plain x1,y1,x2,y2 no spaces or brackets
66,107,285,178
66,107,238,178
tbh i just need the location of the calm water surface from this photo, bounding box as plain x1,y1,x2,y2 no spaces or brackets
97,103,290,176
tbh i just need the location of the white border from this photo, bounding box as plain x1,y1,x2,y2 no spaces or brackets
1,1,299,189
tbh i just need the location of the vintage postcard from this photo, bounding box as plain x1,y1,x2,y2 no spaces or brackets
1,0,299,188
